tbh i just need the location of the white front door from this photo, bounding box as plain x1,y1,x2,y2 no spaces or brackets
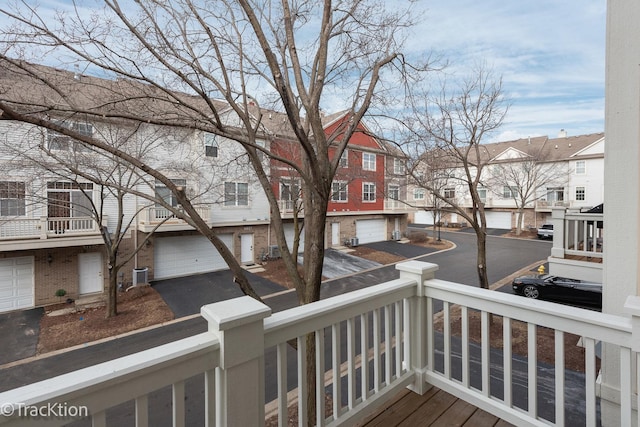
331,223,340,246
241,234,254,264
78,252,103,295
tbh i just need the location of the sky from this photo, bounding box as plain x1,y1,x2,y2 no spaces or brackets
409,1,606,142
0,1,606,143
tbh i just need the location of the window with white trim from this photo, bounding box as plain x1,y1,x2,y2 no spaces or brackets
155,179,187,208
575,186,585,201
362,153,376,171
502,185,517,198
444,187,455,199
47,121,93,151
280,179,300,201
363,183,376,202
224,182,249,206
331,181,348,202
478,187,487,203
575,161,586,175
393,158,405,175
339,150,348,168
388,185,400,200
413,188,425,200
0,181,26,216
204,133,218,157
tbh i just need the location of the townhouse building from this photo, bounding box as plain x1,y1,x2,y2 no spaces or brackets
410,132,604,230
0,62,408,312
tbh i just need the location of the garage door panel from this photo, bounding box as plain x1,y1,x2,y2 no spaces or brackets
356,219,386,244
154,234,233,279
414,211,436,225
484,211,512,229
284,224,305,253
0,256,34,313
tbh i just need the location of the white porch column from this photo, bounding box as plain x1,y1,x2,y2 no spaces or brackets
201,296,271,427
550,207,566,259
601,1,640,425
396,261,438,395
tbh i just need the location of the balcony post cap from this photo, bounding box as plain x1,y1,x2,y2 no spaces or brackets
201,296,271,332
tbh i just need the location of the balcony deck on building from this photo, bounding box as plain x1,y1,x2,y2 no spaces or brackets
360,388,514,427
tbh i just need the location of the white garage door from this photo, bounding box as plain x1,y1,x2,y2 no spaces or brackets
356,219,387,244
414,210,436,225
485,211,512,229
0,256,34,313
154,234,233,279
284,223,305,253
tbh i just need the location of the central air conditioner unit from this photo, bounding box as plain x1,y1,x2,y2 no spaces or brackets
269,245,281,259
133,267,149,286
392,230,402,240
350,237,359,247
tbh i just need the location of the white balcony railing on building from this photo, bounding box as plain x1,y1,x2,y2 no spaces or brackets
551,210,604,260
278,199,303,214
1,261,638,427
0,216,102,240
139,205,211,224
384,199,410,210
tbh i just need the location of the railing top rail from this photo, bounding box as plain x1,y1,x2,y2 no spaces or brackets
565,213,604,221
0,332,219,409
424,279,630,346
264,278,417,347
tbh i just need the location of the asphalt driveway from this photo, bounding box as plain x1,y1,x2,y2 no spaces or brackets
313,249,381,279
362,240,442,258
0,307,43,365
152,269,286,318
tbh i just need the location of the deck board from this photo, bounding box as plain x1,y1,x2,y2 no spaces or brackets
359,387,513,427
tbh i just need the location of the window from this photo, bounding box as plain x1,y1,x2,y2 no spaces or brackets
576,186,585,201
393,158,405,175
413,188,425,200
280,179,300,201
575,161,586,175
339,150,348,168
224,182,249,206
478,187,487,203
388,185,400,200
0,181,26,216
444,188,455,199
204,133,218,157
546,187,565,203
503,186,517,198
47,182,93,219
331,181,348,202
47,121,93,151
362,153,376,171
363,183,376,202
155,179,187,208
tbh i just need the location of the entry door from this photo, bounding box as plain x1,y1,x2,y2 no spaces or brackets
331,223,340,246
78,253,103,295
241,234,254,264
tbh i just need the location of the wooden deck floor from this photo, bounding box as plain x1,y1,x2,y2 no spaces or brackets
360,387,514,427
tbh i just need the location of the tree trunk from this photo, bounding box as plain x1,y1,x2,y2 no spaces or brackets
476,230,489,289
107,261,118,318
515,208,524,236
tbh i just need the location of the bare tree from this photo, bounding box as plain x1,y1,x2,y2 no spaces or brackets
0,1,422,421
486,145,570,235
403,67,509,289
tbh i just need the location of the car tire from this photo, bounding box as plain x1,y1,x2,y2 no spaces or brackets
522,284,540,299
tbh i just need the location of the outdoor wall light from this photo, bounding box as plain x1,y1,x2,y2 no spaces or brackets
47,253,53,265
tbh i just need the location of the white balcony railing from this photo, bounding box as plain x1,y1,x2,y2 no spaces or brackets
0,216,101,241
278,199,303,214
384,199,410,210
139,205,211,224
551,209,604,260
1,261,638,426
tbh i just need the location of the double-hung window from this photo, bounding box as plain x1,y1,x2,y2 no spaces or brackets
224,182,249,206
204,133,218,158
388,185,400,200
363,183,376,202
339,150,348,168
575,161,586,175
362,153,376,171
331,181,348,202
47,121,93,151
155,179,187,208
444,187,455,199
393,158,405,175
413,188,425,200
575,186,586,201
0,181,26,216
